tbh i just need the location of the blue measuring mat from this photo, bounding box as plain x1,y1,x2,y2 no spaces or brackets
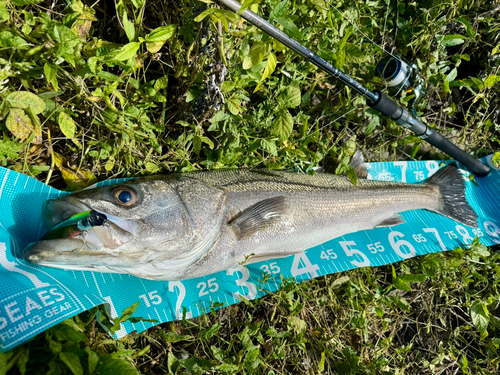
1,155,499,351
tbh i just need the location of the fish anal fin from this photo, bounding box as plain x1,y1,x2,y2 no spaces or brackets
246,252,292,264
375,214,406,228
230,196,287,240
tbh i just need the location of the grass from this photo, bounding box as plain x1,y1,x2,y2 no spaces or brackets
1,0,500,373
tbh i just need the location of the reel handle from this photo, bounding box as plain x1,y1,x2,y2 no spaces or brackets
369,91,490,176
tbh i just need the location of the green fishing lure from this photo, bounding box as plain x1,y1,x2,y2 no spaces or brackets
42,210,108,240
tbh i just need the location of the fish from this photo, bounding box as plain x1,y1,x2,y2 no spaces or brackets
24,157,478,281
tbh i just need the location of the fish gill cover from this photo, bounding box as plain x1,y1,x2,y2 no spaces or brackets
0,155,499,352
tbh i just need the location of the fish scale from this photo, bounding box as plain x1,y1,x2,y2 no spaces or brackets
25,164,477,280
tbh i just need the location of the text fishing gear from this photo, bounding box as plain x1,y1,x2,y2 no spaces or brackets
214,0,490,177
42,210,108,240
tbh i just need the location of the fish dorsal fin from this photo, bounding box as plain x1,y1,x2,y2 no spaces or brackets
349,150,369,179
230,196,287,240
317,150,369,179
375,214,406,228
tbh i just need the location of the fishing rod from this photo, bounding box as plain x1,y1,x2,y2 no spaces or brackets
215,0,490,177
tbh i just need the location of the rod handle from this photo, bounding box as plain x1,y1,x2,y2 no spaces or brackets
369,91,490,176
425,129,490,176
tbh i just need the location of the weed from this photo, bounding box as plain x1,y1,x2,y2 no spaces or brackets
1,0,500,374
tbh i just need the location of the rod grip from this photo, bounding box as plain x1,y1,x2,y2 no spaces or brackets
368,91,490,176
368,90,402,120
425,129,490,176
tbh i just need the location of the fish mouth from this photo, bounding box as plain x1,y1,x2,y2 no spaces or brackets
42,197,91,229
24,196,138,268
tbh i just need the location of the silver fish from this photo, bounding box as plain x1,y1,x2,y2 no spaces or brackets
24,161,477,280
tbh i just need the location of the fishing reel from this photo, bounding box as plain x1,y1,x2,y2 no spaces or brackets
375,56,425,116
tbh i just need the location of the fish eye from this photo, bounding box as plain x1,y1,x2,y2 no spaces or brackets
113,188,138,206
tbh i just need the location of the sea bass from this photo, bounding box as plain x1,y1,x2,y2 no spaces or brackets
24,163,477,280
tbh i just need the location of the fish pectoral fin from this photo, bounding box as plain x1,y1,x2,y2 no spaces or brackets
375,214,406,227
230,196,287,240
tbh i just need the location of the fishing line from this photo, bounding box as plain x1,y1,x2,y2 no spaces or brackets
290,0,400,147
215,0,490,176
293,105,360,145
325,0,401,63
381,0,391,51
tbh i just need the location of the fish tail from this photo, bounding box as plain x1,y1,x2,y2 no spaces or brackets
426,164,478,227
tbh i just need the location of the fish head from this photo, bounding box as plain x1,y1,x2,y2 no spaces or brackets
24,175,227,278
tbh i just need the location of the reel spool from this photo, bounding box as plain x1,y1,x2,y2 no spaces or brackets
375,56,425,115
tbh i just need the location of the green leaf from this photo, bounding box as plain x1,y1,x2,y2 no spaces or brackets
0,5,10,22
180,357,213,373
457,16,475,38
255,52,277,92
97,71,122,82
87,56,98,74
145,25,177,53
112,42,141,61
239,0,260,14
436,34,467,47
288,316,307,334
392,266,412,291
471,301,490,340
365,115,379,134
85,347,99,375
270,0,290,19
168,352,180,374
145,25,177,42
345,44,369,64
445,67,458,83
10,0,43,6
123,12,136,42
120,301,139,323
215,363,240,372
59,352,83,375
0,138,23,165
226,96,242,115
492,152,500,168
58,112,76,138
52,323,88,342
272,109,294,141
6,108,34,140
484,75,500,89
193,136,202,156
98,358,139,375
44,63,59,91
6,91,46,114
193,8,218,22
154,76,169,90
275,17,303,40
280,84,301,108
0,30,27,48
260,139,277,155
200,136,214,149
243,42,270,70
52,25,80,62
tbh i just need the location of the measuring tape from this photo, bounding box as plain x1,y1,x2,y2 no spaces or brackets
0,155,498,351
